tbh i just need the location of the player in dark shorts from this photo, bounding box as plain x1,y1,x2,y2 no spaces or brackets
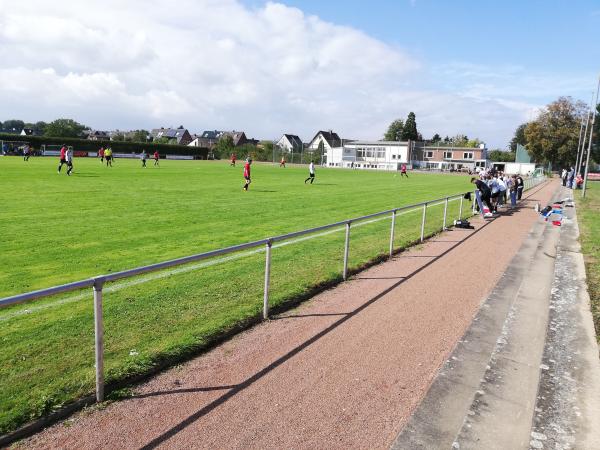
57,145,68,173
400,163,408,177
153,151,160,166
243,158,252,191
230,153,236,167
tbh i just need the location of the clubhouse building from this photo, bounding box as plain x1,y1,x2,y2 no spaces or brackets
325,140,488,172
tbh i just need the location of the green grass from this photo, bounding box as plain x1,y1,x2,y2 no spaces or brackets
0,156,473,435
577,182,600,344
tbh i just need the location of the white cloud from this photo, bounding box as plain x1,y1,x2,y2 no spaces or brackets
0,0,591,147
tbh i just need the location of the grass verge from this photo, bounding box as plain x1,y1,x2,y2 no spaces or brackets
577,182,600,343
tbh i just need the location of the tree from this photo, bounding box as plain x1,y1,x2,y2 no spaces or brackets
593,104,600,164
131,129,150,143
2,119,25,133
509,123,527,152
488,149,516,162
214,135,234,159
401,112,418,140
431,133,441,143
44,118,88,138
152,137,170,145
524,96,587,168
384,119,404,141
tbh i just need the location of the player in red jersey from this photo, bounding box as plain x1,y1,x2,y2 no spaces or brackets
230,153,236,167
400,163,408,177
153,151,160,166
243,158,252,191
57,145,68,173
280,156,286,167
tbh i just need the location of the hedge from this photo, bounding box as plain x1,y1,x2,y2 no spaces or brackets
0,134,209,158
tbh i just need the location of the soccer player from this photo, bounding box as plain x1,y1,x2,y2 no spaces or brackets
23,144,30,161
65,147,74,176
400,163,408,177
57,144,68,173
304,160,315,184
140,150,147,168
243,157,252,191
98,147,105,162
105,147,113,167
230,153,236,167
153,150,160,166
280,156,286,167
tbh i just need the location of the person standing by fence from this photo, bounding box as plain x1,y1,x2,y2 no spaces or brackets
516,175,524,200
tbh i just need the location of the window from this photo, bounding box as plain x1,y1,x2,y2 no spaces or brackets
443,151,452,159
392,154,397,159
463,152,474,159
425,151,434,159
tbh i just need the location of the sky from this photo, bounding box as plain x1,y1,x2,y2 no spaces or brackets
1,0,598,149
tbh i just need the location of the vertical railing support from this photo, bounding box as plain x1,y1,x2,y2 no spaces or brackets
263,240,272,319
459,196,464,219
389,210,396,258
442,197,449,230
420,203,427,243
343,222,351,280
93,278,105,403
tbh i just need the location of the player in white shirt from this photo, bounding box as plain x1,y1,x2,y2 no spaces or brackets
304,161,315,184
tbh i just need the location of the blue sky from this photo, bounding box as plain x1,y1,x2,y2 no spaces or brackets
1,0,598,148
247,0,600,72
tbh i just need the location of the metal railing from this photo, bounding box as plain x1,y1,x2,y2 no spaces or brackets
0,177,546,403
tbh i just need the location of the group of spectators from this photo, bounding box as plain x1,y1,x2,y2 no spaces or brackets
471,169,525,218
561,167,583,189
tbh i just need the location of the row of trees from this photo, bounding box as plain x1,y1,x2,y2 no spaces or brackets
383,114,484,148
511,96,599,168
384,112,420,141
0,118,89,138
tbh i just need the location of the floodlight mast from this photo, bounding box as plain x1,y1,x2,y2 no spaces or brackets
577,92,594,176
582,74,600,198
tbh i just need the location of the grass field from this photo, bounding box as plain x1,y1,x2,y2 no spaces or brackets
577,182,600,344
0,156,473,435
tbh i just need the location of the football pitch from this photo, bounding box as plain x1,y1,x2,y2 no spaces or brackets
0,156,472,434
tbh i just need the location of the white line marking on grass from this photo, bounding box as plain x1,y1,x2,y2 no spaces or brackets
0,198,459,322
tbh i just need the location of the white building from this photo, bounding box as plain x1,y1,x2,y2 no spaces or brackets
326,141,410,170
276,134,303,153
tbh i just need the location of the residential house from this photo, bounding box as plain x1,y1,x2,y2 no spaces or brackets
87,130,110,140
195,130,253,147
151,127,193,145
308,130,342,151
276,134,303,153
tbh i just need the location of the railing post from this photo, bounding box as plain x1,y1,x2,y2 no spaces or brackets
389,210,396,258
343,222,351,280
442,197,449,230
263,240,272,319
459,196,464,219
420,203,427,242
472,190,477,214
93,278,105,403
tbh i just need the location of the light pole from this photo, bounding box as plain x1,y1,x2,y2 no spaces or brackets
577,92,594,176
582,74,600,198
